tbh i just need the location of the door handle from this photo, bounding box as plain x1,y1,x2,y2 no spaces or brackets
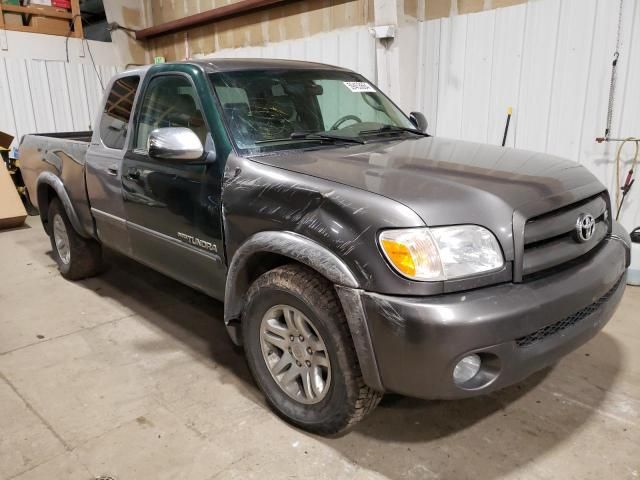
106,165,118,176
126,168,140,180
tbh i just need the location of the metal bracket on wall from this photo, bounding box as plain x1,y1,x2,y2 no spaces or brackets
369,25,396,40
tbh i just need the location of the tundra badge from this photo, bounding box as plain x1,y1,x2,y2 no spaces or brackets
177,232,218,252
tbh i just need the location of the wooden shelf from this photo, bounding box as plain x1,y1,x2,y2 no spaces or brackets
0,1,83,38
1,4,73,19
0,23,81,37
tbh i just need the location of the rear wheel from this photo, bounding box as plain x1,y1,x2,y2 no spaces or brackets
48,198,103,280
242,264,382,435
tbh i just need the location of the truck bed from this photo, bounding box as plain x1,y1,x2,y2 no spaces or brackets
19,131,94,236
27,131,93,143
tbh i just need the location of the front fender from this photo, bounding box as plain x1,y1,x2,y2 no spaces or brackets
224,230,359,324
37,171,91,238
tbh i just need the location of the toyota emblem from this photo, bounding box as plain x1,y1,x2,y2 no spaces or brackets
575,213,595,243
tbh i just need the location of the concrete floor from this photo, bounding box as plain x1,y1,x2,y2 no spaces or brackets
1,216,639,480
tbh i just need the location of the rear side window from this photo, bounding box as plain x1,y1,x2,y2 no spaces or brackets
100,76,140,149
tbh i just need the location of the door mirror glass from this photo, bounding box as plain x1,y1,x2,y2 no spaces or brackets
409,111,428,133
148,127,204,161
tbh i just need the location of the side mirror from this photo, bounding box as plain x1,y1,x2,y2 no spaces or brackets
631,227,640,244
148,127,204,161
409,112,428,133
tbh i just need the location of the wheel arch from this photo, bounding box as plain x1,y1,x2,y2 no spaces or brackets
36,172,91,238
224,231,359,326
224,231,384,391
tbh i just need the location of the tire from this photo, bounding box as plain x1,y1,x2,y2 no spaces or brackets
47,198,103,280
242,264,382,435
23,190,39,216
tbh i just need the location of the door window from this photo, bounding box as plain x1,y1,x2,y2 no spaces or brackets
100,75,140,149
134,75,208,151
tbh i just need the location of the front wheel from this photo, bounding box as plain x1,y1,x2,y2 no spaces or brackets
242,264,382,435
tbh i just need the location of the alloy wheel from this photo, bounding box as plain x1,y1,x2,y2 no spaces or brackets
53,214,71,265
259,304,332,404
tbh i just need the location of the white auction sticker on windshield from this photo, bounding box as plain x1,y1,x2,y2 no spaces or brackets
343,81,376,93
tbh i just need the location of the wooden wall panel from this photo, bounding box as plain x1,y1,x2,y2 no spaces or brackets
144,0,370,61
206,25,376,80
425,0,526,20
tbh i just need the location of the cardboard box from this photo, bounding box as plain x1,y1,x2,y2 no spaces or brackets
0,131,14,150
0,162,27,230
4,13,23,27
29,14,70,36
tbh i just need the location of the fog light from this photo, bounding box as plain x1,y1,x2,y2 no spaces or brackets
453,354,481,385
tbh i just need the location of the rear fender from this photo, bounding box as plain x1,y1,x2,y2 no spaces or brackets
37,171,91,238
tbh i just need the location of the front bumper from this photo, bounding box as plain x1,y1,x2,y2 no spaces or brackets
358,236,628,399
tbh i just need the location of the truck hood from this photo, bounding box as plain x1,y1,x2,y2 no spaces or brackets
250,136,605,260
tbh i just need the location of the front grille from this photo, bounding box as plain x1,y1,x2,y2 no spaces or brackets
521,193,610,278
515,276,623,348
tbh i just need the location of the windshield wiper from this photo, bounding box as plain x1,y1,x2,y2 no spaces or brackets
254,131,365,145
359,125,428,137
290,131,366,144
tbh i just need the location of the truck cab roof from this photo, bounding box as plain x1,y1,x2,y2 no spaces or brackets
122,58,352,77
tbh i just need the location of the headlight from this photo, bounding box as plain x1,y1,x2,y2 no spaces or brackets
379,225,504,281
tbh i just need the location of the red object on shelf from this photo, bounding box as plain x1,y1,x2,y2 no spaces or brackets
51,0,71,8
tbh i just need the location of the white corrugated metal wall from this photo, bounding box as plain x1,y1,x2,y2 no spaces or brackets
415,0,640,230
202,7,640,230
0,32,124,146
0,59,120,142
0,27,375,147
3,7,637,230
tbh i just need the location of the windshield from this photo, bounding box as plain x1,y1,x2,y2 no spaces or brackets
209,69,415,154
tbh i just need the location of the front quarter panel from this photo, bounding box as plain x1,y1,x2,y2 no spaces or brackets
222,153,447,296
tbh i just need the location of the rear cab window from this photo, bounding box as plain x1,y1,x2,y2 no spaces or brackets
100,75,141,150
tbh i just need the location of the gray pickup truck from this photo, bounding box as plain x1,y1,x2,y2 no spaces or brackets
20,59,631,435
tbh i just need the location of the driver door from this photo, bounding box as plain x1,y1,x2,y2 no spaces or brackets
122,73,225,299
